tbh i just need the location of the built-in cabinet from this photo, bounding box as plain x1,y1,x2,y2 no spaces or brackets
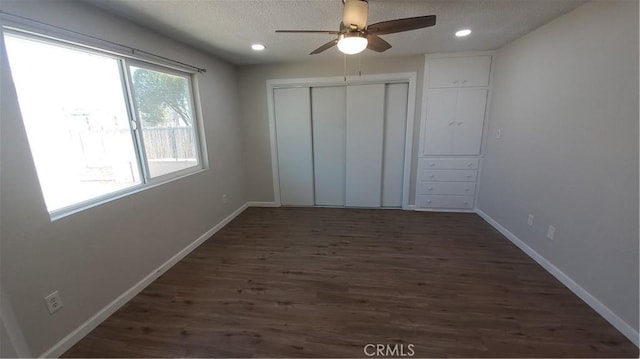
417,53,492,211
423,88,487,155
273,80,410,208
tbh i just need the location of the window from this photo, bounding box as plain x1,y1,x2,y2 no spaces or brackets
128,65,199,178
4,31,204,216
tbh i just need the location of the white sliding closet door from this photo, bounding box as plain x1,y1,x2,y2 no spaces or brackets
274,87,314,206
345,84,385,207
382,83,408,207
312,86,346,206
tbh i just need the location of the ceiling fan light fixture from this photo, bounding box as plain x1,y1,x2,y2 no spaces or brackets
251,44,265,51
337,33,368,55
455,29,472,37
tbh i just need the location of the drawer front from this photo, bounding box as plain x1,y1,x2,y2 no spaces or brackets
418,195,474,209
418,181,476,196
420,158,479,170
421,169,477,182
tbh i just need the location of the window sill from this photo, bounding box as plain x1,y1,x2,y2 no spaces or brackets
49,167,208,221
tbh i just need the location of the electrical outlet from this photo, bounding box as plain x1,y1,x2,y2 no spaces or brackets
527,214,534,227
44,291,63,314
222,194,228,204
547,225,556,240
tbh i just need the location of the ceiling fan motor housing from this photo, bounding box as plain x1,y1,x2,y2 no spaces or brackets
343,0,368,30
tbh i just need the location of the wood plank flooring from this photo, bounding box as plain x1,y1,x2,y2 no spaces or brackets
63,207,638,358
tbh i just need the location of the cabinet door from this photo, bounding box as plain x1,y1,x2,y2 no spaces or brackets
451,89,487,155
457,56,492,87
428,58,460,88
312,86,346,206
274,87,314,206
428,56,492,88
345,84,385,207
423,89,456,155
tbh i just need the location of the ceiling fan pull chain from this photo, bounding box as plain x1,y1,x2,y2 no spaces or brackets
358,53,362,77
344,53,347,82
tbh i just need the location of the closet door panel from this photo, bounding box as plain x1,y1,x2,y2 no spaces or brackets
345,84,385,207
382,83,408,207
312,86,346,206
423,89,457,155
274,87,314,205
452,89,487,155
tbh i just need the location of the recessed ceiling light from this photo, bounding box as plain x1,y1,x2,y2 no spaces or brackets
455,29,472,37
251,44,265,51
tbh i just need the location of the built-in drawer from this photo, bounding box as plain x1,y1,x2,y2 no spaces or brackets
418,181,476,196
420,158,479,170
421,169,477,182
417,195,474,209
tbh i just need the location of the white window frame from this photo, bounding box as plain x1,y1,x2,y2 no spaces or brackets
124,59,204,184
3,27,208,220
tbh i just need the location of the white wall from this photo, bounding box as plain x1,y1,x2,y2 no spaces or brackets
238,56,425,204
0,285,31,357
478,0,638,336
0,1,246,356
1,317,19,358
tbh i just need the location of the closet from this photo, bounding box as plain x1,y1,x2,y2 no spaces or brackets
273,81,409,208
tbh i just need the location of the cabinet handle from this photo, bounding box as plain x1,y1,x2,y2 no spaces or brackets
429,175,435,179
465,188,470,192
449,121,455,126
466,175,472,178
427,187,433,191
453,80,459,84
464,201,469,205
457,122,463,126
467,163,473,167
427,200,432,203
462,80,468,84
429,163,436,167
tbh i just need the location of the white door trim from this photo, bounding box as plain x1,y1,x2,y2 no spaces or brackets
266,72,417,209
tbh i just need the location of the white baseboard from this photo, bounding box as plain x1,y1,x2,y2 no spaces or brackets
39,203,249,358
414,207,475,213
475,208,639,347
247,201,279,207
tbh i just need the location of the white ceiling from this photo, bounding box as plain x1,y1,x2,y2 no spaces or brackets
89,0,588,66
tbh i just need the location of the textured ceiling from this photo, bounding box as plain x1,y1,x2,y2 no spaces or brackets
89,0,588,65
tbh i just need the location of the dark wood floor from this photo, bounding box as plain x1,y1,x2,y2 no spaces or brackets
63,207,637,358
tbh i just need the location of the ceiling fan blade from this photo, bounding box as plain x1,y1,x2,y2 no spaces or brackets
276,30,341,34
310,39,339,54
366,34,391,52
367,15,436,35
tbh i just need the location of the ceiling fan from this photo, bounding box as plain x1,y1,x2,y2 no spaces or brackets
276,0,436,55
